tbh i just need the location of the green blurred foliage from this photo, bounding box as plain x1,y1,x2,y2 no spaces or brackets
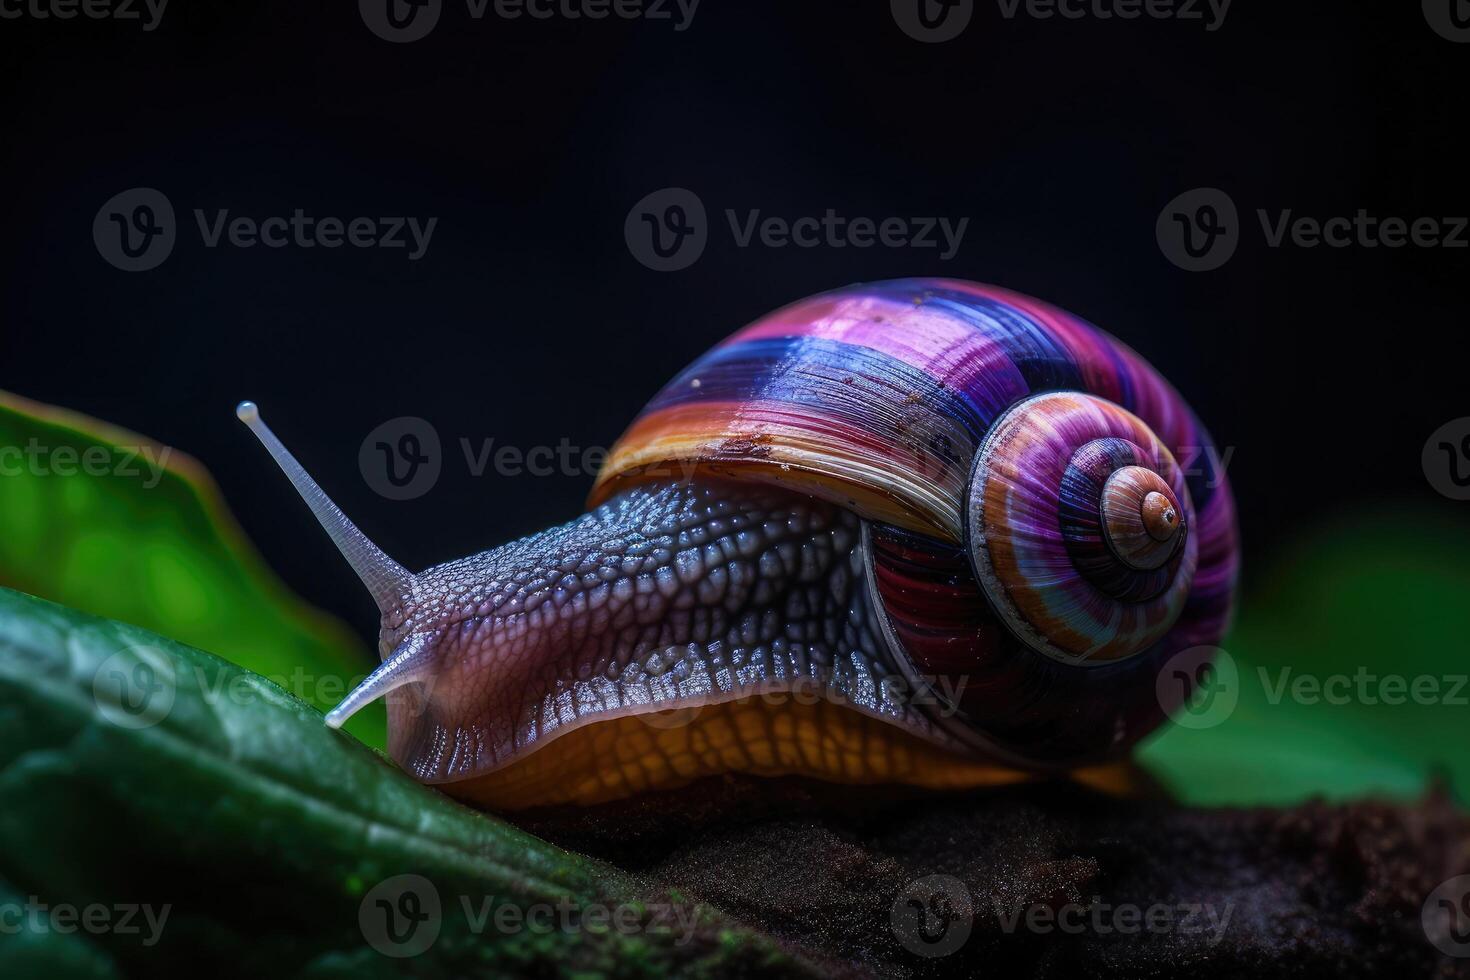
0,391,385,747
1143,507,1470,805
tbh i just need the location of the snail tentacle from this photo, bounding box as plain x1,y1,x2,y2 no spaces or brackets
237,400,414,614
325,631,441,729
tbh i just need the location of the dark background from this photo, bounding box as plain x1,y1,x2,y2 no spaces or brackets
1,1,1464,639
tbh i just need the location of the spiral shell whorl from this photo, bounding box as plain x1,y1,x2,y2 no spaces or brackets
968,392,1197,665
1104,471,1183,567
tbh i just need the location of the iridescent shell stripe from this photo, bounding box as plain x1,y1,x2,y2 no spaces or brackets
970,392,1199,663
592,397,974,542
594,289,1045,540
591,277,1237,635
599,282,1228,523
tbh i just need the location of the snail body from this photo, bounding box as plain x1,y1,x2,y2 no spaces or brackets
240,278,1237,809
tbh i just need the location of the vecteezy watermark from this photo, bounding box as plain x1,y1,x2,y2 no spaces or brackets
1158,187,1470,271
625,187,969,272
890,875,973,957
890,0,975,42
1156,651,1470,730
1424,875,1470,957
358,874,701,958
992,896,1233,944
0,897,171,947
1257,666,1469,707
197,665,405,716
624,188,708,272
1424,418,1470,501
357,416,701,500
91,653,435,730
360,417,443,501
91,645,178,730
994,0,1231,31
94,188,437,272
890,874,1232,957
360,875,442,958
93,187,177,272
891,0,1230,42
1155,646,1239,729
1155,188,1239,272
358,420,622,500
357,415,1234,501
359,0,698,43
0,0,168,30
1423,0,1470,42
1175,444,1234,488
0,438,172,489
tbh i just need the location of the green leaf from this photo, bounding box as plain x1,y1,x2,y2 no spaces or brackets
0,390,384,747
0,876,120,980
1142,507,1470,805
0,587,811,978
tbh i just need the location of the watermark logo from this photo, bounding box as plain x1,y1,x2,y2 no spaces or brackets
996,0,1231,31
0,897,170,947
626,187,970,271
0,438,172,488
890,874,973,957
0,0,168,30
625,187,708,272
360,0,443,42
891,0,974,42
94,188,176,272
1159,187,1469,271
92,645,177,730
893,0,1230,40
353,417,703,500
1424,418,1470,501
360,0,697,41
993,896,1232,944
1259,666,1469,707
1424,0,1470,42
1423,875,1470,957
193,209,436,259
94,188,437,271
1156,646,1238,729
357,875,702,955
360,874,443,958
360,417,443,501
1156,187,1238,272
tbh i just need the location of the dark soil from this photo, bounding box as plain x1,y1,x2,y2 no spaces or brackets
519,776,1470,979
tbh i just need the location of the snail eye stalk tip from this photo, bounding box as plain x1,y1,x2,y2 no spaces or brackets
234,398,415,615
326,632,439,729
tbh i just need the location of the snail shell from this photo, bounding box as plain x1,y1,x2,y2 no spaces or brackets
591,279,1236,767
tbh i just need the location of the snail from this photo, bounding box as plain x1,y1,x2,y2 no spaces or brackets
238,278,1237,809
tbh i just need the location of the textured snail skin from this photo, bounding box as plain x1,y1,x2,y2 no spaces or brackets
378,480,1012,807
329,278,1238,808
